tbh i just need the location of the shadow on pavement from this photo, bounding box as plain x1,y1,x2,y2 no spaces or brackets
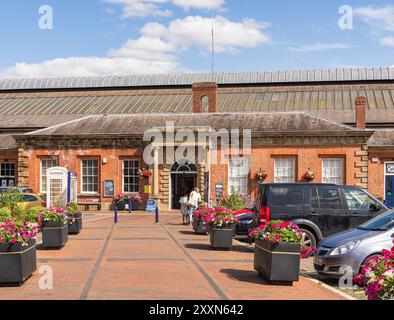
220,268,270,285
184,243,254,253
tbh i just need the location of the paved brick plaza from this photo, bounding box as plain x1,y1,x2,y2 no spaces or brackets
0,214,344,300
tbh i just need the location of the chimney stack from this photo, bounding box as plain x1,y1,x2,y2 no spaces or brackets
192,82,218,113
355,96,366,130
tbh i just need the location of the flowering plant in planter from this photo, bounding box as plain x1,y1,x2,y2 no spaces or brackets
139,168,152,179
194,205,215,220
127,193,143,204
300,168,315,182
203,207,237,228
113,193,127,203
255,168,268,182
248,220,316,258
354,245,394,300
38,208,68,225
0,221,37,245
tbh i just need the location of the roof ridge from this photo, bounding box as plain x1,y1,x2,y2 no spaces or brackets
1,67,393,91
26,115,95,135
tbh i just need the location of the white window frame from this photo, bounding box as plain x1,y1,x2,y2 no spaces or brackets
81,159,99,194
0,162,16,187
228,157,249,195
274,158,295,183
40,158,58,193
122,159,140,193
322,158,343,184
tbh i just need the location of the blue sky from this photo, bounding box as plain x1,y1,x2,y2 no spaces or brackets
0,0,393,78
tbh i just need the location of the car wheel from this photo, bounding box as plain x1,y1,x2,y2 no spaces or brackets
299,228,317,251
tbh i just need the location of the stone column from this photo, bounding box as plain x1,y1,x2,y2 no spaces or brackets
17,147,29,187
152,146,159,197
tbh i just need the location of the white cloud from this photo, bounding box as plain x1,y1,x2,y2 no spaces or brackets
355,6,394,32
0,36,179,78
102,0,172,18
102,0,225,17
288,42,352,53
0,56,178,78
381,37,394,47
0,14,270,78
142,16,271,53
171,0,225,10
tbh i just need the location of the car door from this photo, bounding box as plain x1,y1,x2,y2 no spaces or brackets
343,187,384,228
304,185,348,237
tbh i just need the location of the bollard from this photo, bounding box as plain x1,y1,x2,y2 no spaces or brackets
128,198,132,214
155,206,159,224
114,204,118,224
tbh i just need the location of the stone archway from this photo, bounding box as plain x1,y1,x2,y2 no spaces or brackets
170,159,197,210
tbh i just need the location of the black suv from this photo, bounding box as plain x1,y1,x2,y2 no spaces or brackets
235,183,387,247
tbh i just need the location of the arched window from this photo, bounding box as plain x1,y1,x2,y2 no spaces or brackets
201,96,209,113
171,159,197,174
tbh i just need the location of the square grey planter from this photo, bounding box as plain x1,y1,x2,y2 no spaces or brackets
0,238,37,285
209,227,234,249
68,213,82,235
193,218,207,235
254,238,301,285
41,221,68,248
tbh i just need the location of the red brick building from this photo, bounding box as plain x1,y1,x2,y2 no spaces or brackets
0,69,394,210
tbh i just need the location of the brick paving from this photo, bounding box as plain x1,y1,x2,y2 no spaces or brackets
0,213,345,300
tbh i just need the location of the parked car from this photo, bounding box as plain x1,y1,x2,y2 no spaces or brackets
16,193,46,211
0,186,34,194
234,209,254,239
314,209,394,278
233,183,388,248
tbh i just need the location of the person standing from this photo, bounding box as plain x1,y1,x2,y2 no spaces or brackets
179,194,189,225
188,187,201,225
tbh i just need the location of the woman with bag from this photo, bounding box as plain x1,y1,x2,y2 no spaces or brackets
188,187,201,226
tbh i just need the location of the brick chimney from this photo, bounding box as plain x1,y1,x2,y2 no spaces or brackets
355,96,366,130
192,82,218,113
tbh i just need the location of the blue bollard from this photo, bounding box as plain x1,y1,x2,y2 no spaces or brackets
114,204,118,224
128,198,132,214
155,206,159,224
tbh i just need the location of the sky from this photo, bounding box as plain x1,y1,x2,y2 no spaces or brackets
0,0,393,78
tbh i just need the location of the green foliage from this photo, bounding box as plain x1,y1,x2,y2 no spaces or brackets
68,202,79,212
23,206,45,223
0,188,23,216
220,187,246,211
0,207,11,222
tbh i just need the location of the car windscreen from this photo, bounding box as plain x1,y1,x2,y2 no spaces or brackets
359,210,394,231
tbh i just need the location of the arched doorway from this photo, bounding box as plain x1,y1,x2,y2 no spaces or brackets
171,159,197,209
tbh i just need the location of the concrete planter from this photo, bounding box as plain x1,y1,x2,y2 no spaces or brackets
209,227,234,249
68,213,82,235
0,239,37,284
41,221,68,248
254,238,301,285
192,218,208,235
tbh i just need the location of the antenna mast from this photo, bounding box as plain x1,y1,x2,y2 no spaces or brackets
211,10,215,74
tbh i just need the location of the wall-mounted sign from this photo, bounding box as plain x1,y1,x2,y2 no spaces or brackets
215,183,224,198
146,198,157,212
103,180,115,198
144,184,152,194
386,163,394,175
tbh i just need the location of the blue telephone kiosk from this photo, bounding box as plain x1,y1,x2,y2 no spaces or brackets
67,172,78,204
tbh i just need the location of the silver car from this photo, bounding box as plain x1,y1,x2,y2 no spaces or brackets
314,210,394,278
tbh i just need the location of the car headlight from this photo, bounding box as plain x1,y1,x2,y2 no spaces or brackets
330,240,360,256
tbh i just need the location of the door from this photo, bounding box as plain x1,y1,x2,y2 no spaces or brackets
304,186,348,237
385,175,394,208
344,187,383,228
171,173,196,209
